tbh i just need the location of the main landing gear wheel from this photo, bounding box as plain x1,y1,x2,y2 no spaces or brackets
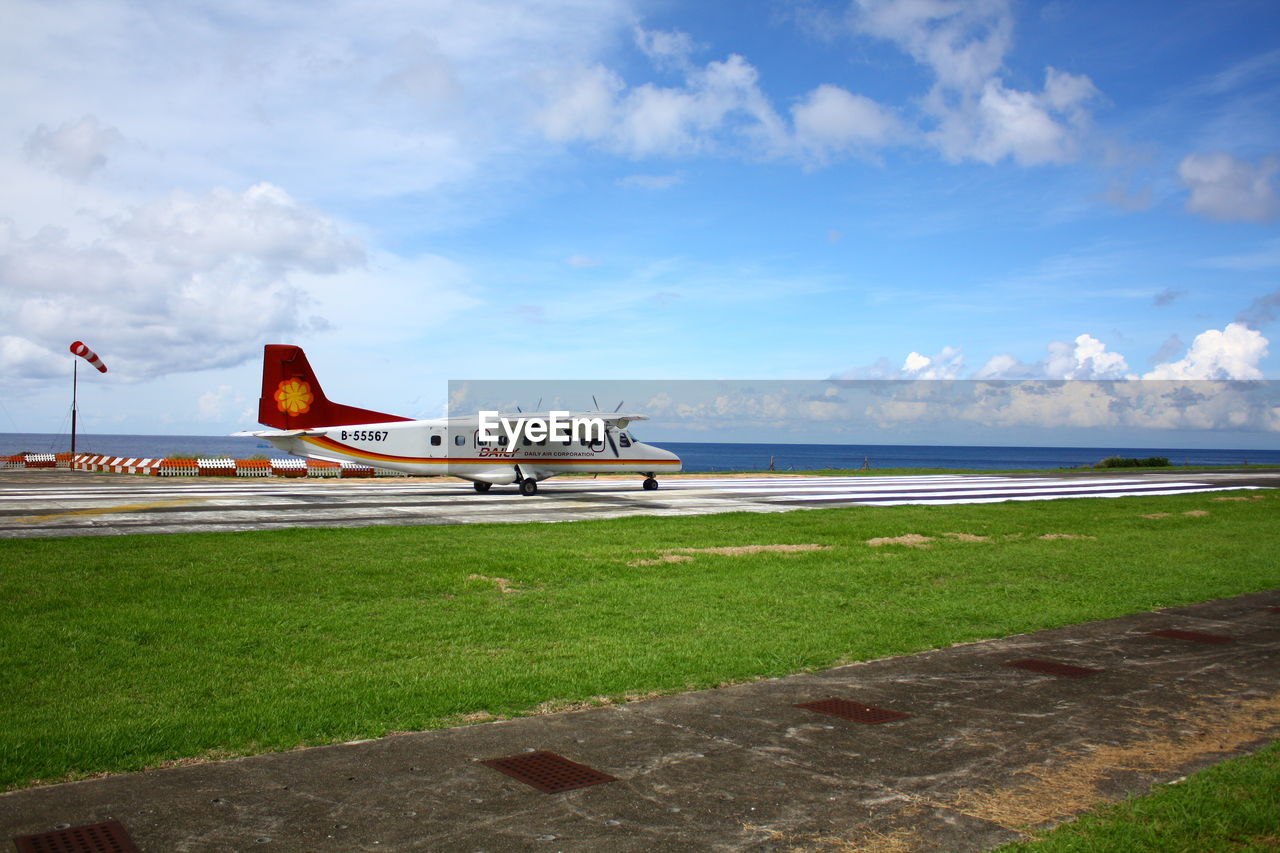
642,477,659,491
519,478,538,496
473,481,492,493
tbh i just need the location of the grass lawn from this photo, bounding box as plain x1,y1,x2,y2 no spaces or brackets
1003,741,1280,852
1,489,1277,791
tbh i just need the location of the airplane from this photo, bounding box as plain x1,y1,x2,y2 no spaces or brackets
233,345,681,495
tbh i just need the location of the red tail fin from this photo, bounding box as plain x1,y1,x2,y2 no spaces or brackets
258,345,411,429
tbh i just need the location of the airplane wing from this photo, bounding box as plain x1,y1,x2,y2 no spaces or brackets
484,412,650,427
231,428,328,438
571,412,649,427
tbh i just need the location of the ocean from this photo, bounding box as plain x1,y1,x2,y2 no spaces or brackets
3,432,1277,472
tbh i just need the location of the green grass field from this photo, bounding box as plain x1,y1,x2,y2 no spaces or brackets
1,490,1277,793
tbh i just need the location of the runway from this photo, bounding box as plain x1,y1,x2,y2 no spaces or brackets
1,468,1273,538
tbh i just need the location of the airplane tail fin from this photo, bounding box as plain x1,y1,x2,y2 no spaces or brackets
257,344,411,429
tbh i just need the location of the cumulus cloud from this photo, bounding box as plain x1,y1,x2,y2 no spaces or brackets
976,334,1131,379
23,116,122,180
537,52,790,158
530,2,1101,168
0,183,364,385
1178,153,1280,222
792,84,902,162
901,345,964,378
851,0,1098,165
1143,322,1268,380
850,320,1271,385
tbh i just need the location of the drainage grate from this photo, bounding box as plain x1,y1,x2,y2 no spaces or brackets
12,820,139,853
1004,658,1102,679
1148,628,1235,644
482,751,616,793
795,698,911,724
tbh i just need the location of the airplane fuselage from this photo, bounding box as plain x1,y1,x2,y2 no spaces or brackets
256,415,682,486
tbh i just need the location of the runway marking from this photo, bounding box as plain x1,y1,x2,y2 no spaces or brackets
15,497,208,523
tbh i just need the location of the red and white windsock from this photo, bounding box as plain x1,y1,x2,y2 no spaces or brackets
69,341,108,373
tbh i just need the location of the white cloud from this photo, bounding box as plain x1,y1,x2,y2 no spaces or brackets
852,0,1098,165
1178,153,1280,223
975,333,1131,379
537,47,900,164
932,70,1096,165
634,27,697,71
855,0,1011,91
535,64,625,144
1144,323,1268,380
792,84,902,162
1061,333,1130,379
565,254,600,267
2,1,635,207
0,183,364,385
901,345,963,378
23,115,122,181
554,51,782,156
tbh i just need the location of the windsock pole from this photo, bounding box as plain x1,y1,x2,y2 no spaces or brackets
71,359,78,455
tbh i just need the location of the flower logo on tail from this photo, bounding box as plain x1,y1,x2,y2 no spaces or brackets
275,378,314,415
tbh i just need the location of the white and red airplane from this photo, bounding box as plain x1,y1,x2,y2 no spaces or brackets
234,345,681,495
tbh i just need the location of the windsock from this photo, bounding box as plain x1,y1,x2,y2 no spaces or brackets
70,341,108,373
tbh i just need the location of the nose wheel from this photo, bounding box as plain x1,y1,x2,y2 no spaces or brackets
473,481,492,493
642,476,659,491
519,478,539,496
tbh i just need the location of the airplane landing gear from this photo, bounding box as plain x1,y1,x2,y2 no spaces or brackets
473,481,492,493
519,478,539,496
642,476,659,491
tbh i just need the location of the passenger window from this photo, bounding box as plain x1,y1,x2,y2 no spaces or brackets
431,435,441,446
618,432,632,448
454,434,465,446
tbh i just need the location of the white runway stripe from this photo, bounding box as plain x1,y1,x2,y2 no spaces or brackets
863,486,1264,505
757,481,1220,502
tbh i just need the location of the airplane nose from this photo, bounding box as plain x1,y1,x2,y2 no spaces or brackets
650,443,682,471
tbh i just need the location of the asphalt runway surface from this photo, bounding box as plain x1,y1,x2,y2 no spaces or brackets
1,467,1275,538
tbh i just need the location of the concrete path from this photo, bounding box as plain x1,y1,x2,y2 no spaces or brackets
2,468,1273,538
4,591,1277,852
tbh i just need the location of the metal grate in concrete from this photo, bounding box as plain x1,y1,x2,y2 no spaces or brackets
482,751,617,793
12,820,139,853
1004,658,1102,679
795,698,911,724
1148,628,1235,644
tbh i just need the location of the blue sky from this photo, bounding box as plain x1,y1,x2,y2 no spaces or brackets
1,0,1278,439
